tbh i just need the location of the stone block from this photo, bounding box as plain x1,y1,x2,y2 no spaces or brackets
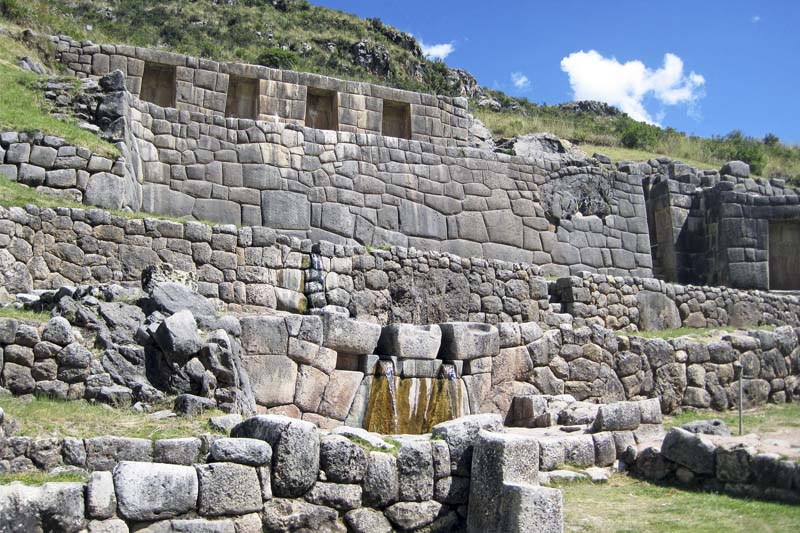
660,427,716,475
154,437,203,465
377,323,442,359
320,311,381,355
363,451,399,507
320,434,367,483
196,462,262,516
87,471,117,519
467,430,540,532
262,190,310,230
439,323,500,360
498,484,563,533
113,461,198,521
231,415,320,498
592,401,641,432
431,414,503,476
210,438,272,466
242,354,297,407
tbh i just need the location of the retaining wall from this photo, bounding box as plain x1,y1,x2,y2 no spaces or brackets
50,34,471,148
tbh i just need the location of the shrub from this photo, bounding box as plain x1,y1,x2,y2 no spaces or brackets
619,119,660,150
256,48,298,69
0,0,28,19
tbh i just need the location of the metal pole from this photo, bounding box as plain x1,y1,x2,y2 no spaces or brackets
735,362,743,436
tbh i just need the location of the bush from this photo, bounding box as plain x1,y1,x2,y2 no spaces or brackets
256,48,298,69
619,119,660,150
0,0,28,19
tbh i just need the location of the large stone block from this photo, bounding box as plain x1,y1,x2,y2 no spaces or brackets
320,434,367,483
467,430,540,533
439,323,500,360
591,401,641,432
240,316,289,355
498,484,563,533
242,354,297,407
113,461,198,521
85,172,127,210
231,415,320,497
319,370,363,420
377,323,442,360
210,438,272,466
660,427,716,475
397,440,434,502
262,190,310,230
85,436,153,471
153,309,203,361
399,200,446,240
636,291,680,331
431,414,503,476
363,451,399,507
320,311,381,355
196,462,262,516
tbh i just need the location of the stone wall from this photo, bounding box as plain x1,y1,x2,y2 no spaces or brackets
554,272,800,331
643,159,800,289
0,413,564,532
50,34,470,148
636,427,800,504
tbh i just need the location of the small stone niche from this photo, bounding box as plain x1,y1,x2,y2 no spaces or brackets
382,99,411,139
305,88,338,131
769,221,800,289
225,75,259,119
139,62,176,108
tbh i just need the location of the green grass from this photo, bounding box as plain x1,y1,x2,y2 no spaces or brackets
664,403,800,434
0,470,88,485
476,106,800,182
0,306,51,322
0,31,116,157
0,396,225,440
558,474,800,532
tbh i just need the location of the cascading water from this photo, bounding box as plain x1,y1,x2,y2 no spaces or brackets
364,359,464,434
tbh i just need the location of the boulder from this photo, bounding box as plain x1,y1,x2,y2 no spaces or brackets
153,437,203,465
320,435,367,483
680,419,731,437
438,323,500,360
362,451,399,508
384,501,443,531
113,461,198,521
154,310,203,361
467,431,540,532
592,402,641,432
345,508,392,533
85,436,153,471
209,414,243,433
196,462,262,516
174,394,216,416
660,428,716,475
397,440,434,501
721,160,750,178
210,438,272,466
499,484,563,533
304,482,362,511
151,282,217,328
636,291,680,331
85,172,128,210
377,324,442,359
231,415,320,497
262,499,345,533
41,317,75,346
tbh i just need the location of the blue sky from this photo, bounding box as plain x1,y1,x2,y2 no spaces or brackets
316,0,800,143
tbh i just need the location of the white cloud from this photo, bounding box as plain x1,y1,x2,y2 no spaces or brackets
420,41,455,60
560,50,706,125
751,15,761,23
511,72,530,90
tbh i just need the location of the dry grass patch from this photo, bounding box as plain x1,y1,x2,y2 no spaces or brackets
664,403,800,435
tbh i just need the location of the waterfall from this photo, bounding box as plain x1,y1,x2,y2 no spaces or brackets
363,359,463,434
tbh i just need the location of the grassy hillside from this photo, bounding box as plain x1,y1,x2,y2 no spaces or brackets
0,0,466,96
475,97,800,181
1,0,798,181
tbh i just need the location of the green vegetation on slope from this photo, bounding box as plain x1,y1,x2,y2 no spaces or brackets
0,396,225,440
476,103,800,181
558,474,800,532
1,0,798,181
0,470,88,485
0,0,466,96
0,30,117,156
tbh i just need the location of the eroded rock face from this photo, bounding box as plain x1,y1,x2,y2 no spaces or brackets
541,173,612,224
113,461,198,521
